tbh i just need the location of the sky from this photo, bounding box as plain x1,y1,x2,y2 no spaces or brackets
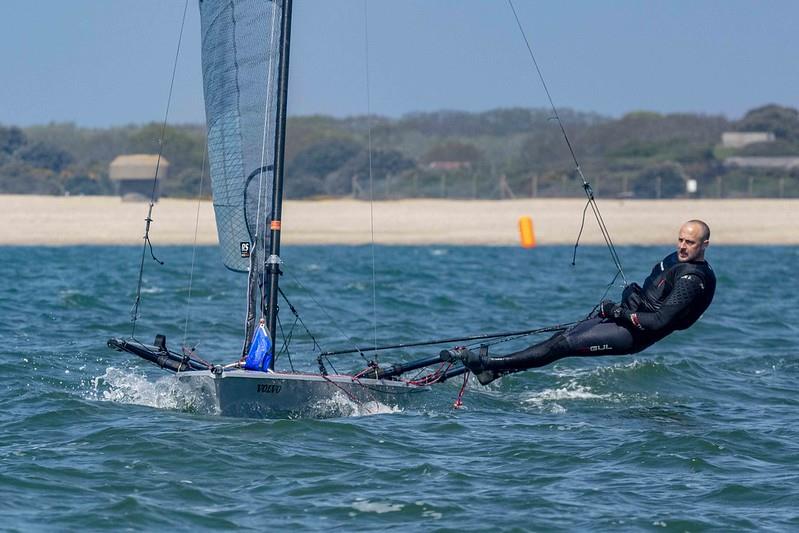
2,0,797,128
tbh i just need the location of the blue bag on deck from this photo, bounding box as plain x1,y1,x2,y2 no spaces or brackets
243,322,273,371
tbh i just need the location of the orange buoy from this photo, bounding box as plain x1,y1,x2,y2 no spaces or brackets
518,216,536,248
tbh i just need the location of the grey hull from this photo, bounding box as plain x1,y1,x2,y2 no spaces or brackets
176,369,430,418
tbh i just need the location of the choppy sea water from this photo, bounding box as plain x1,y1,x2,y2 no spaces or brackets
1,244,798,531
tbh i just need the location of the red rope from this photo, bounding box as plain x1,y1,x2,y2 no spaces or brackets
453,370,470,409
406,362,453,386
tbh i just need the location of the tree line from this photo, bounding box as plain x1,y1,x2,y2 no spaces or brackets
2,104,798,199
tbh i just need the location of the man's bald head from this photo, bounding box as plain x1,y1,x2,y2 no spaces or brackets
685,219,710,241
677,220,710,262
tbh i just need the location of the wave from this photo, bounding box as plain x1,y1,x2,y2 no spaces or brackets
87,367,216,415
307,391,401,419
520,382,619,414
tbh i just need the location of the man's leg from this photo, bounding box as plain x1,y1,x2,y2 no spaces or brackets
447,318,640,385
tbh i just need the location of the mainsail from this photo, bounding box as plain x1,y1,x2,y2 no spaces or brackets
199,0,288,350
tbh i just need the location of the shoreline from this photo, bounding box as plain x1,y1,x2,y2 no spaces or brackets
2,195,797,246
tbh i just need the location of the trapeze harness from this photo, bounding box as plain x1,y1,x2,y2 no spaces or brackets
483,252,716,373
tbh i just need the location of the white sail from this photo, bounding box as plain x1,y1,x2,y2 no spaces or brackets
199,0,285,273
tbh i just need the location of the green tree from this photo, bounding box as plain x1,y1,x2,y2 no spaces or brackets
285,174,325,198
422,141,482,163
735,105,799,140
0,125,27,155
325,149,416,196
288,138,362,178
0,160,62,194
18,141,74,172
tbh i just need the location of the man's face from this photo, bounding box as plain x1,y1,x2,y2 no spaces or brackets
677,223,707,262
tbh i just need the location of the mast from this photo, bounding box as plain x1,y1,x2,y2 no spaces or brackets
265,0,293,369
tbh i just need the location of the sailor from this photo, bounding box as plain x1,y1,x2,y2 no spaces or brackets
445,220,716,385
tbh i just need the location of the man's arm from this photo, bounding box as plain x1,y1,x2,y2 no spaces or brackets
624,274,705,331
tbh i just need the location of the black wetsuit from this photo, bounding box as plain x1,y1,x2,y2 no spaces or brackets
482,252,716,374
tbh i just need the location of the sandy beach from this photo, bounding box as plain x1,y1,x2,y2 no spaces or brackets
1,194,796,246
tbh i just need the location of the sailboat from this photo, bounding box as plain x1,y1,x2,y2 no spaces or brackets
108,0,470,418
108,1,621,418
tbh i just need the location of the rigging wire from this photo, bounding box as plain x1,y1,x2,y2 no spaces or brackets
506,0,627,287
181,145,209,350
275,314,296,372
284,267,372,365
279,288,320,348
363,0,380,360
129,0,190,338
320,322,575,357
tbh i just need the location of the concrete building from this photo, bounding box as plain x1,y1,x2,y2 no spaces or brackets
109,154,169,201
427,161,471,171
721,131,775,149
723,156,799,169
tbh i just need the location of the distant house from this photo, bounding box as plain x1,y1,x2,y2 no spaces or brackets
721,131,775,149
427,161,471,171
724,156,799,170
109,154,169,201
719,131,799,170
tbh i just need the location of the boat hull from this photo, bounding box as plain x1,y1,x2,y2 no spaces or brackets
176,369,430,418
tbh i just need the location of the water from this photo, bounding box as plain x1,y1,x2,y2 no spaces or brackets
1,244,798,530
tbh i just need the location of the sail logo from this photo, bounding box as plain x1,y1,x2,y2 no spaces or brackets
240,242,251,258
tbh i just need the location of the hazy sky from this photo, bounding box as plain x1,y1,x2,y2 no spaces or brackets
2,0,797,127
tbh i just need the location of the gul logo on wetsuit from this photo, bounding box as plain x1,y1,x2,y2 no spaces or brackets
590,344,612,352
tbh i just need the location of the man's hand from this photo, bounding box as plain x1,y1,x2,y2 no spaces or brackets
599,300,618,318
610,305,644,330
622,282,644,311
599,300,643,328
